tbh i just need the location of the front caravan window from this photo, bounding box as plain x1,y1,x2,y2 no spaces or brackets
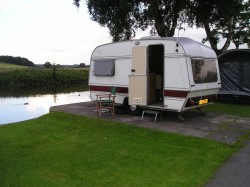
191,59,218,83
93,60,115,76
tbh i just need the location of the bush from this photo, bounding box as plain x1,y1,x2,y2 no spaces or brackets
0,68,89,89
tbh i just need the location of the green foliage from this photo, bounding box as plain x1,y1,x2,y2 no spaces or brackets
204,103,250,117
135,0,186,37
0,62,30,69
74,0,249,52
44,61,52,68
79,63,86,67
231,1,250,49
0,112,234,186
0,55,35,67
183,0,249,54
0,68,89,89
74,0,186,41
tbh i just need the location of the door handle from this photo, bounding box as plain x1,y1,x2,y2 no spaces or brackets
131,69,135,72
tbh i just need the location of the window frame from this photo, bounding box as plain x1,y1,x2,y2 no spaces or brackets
92,59,115,77
191,58,218,84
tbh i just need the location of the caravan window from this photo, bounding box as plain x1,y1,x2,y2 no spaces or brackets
93,60,115,76
191,59,218,83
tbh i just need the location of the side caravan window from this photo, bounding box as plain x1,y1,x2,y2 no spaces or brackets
93,60,115,76
191,58,218,83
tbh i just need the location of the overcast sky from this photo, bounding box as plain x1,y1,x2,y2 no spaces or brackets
0,0,247,65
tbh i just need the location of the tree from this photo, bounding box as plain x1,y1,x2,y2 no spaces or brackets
74,0,136,41
185,0,249,55
73,0,186,41
133,0,186,37
74,0,249,53
44,62,52,68
79,63,86,67
0,55,35,67
231,1,250,49
232,28,250,49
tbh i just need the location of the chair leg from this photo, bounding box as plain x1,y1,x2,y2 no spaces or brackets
96,106,100,116
96,102,102,116
96,103,99,116
110,106,114,115
111,100,115,115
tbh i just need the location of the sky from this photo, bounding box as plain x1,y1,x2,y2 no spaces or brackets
0,0,247,65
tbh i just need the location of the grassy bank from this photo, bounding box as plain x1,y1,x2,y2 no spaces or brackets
0,67,89,89
204,103,250,117
0,112,234,187
0,61,30,69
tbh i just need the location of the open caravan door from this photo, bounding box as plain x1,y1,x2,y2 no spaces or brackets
129,46,148,106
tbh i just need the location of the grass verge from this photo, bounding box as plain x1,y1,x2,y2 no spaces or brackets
0,112,234,187
203,102,250,117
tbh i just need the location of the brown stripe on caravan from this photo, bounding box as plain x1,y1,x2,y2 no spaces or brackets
89,85,128,93
164,90,189,98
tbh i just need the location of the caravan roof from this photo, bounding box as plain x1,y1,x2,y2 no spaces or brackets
139,37,217,58
92,37,216,60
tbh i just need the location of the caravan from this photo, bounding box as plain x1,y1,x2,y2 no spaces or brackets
89,37,221,115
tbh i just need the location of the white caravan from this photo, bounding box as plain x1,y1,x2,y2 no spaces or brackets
89,37,221,115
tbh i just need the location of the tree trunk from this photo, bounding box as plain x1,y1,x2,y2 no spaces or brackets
220,17,234,53
204,23,219,54
152,3,167,37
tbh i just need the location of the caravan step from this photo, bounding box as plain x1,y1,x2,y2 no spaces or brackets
142,110,162,123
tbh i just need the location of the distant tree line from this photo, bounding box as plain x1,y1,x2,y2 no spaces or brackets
43,62,88,68
0,55,35,67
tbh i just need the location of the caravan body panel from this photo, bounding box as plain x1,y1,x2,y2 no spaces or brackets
89,37,221,112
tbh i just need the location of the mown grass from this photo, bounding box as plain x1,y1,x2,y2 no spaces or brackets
0,61,29,69
0,112,234,187
204,102,250,117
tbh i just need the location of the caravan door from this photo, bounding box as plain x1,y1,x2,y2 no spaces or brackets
129,46,148,106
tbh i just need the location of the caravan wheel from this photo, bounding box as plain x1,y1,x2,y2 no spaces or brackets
127,105,141,116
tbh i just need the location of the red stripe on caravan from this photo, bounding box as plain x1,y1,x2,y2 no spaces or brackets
164,90,189,98
89,85,128,94
117,87,129,93
89,85,110,92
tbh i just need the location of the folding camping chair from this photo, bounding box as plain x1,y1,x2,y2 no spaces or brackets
96,87,116,116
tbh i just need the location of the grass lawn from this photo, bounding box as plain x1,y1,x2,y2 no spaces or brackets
204,102,250,117
0,112,235,187
0,62,29,69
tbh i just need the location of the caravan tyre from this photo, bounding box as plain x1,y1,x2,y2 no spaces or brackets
128,105,141,116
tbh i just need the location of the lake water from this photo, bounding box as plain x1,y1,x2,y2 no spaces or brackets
0,91,91,125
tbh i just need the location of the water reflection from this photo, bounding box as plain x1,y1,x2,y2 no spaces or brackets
0,84,87,98
0,91,90,125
